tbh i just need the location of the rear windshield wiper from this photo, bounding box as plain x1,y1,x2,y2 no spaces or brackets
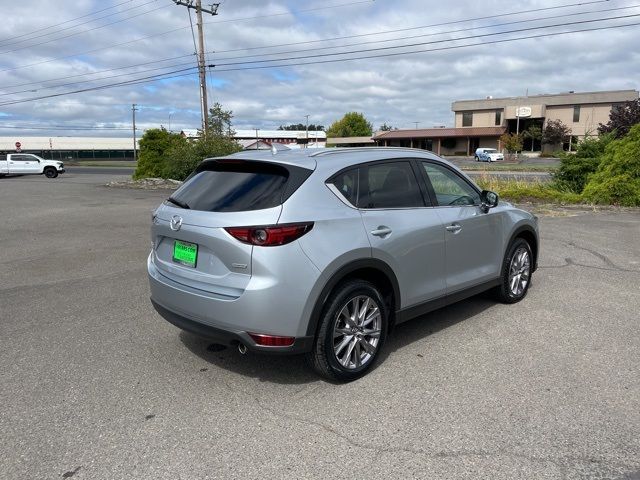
166,197,190,209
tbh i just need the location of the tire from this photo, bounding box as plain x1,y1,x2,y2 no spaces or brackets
475,156,479,161
494,238,533,304
44,167,58,178
306,280,388,381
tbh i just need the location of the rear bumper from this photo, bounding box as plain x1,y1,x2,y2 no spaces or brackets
147,247,320,354
151,298,313,354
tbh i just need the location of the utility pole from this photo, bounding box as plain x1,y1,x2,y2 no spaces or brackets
172,0,219,136
414,122,420,129
132,103,138,162
305,114,309,148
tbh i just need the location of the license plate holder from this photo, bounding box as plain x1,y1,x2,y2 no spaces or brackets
173,240,198,268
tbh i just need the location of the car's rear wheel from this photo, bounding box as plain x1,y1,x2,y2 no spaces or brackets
44,167,58,178
494,238,533,303
306,280,388,381
475,156,479,161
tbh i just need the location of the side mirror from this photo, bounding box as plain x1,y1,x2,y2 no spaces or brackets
480,190,499,213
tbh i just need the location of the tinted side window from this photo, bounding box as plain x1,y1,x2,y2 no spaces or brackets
422,162,480,206
359,162,425,209
329,168,359,206
170,162,290,212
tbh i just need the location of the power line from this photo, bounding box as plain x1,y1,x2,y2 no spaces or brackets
0,60,198,97
206,13,640,67
0,0,374,74
0,1,170,55
0,66,202,107
0,0,137,44
2,2,632,94
0,54,195,90
207,0,612,55
208,20,640,72
2,19,639,108
0,0,162,51
207,4,640,62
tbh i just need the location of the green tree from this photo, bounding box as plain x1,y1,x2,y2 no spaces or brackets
133,128,187,179
326,112,373,137
379,123,396,131
499,133,523,161
543,119,571,148
208,102,234,137
598,99,640,139
583,124,640,206
523,124,542,152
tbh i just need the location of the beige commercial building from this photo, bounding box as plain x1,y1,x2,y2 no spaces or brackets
374,89,639,155
452,89,639,152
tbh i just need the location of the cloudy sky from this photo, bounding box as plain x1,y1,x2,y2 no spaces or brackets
0,0,639,137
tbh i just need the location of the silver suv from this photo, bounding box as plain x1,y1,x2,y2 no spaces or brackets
148,147,538,381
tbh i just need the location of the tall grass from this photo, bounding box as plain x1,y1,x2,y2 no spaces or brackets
475,175,583,204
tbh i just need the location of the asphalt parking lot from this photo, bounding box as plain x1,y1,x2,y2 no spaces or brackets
1,172,639,480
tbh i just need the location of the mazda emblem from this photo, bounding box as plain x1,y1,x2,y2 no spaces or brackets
170,215,183,231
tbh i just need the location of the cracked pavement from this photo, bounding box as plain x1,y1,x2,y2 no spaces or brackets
1,173,639,479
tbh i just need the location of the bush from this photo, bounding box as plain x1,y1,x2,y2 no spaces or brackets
133,128,187,180
163,135,242,181
553,134,614,193
582,125,640,206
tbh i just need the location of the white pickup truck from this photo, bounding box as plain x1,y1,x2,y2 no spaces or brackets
0,153,65,178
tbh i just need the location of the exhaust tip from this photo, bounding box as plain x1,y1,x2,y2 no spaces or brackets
237,343,248,355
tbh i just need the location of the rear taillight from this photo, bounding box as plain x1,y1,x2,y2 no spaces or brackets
248,333,295,347
225,223,313,246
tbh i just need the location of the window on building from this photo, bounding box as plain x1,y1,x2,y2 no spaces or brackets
573,105,580,123
462,112,473,127
495,110,502,126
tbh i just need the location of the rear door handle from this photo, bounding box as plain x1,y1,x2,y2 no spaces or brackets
371,226,392,237
445,223,462,233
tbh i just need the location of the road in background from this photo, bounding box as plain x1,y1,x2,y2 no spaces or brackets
2,173,638,479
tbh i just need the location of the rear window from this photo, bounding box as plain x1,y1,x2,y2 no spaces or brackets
168,161,294,212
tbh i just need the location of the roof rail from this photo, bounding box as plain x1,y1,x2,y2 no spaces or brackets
310,146,434,157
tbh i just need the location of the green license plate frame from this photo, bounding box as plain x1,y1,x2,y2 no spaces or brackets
173,240,198,268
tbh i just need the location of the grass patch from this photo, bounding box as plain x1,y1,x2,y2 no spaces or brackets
460,163,558,172
475,176,583,204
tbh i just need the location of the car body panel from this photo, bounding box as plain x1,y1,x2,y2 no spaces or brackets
434,205,504,292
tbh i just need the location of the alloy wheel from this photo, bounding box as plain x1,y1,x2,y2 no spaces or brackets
508,247,531,296
332,295,382,370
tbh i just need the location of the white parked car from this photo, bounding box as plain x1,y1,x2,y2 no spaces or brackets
0,153,65,178
475,148,504,162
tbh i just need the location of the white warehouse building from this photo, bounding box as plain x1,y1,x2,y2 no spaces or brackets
0,129,326,160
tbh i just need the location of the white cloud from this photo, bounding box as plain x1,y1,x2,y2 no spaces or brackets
0,0,638,136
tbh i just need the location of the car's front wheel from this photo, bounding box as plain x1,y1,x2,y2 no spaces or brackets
306,280,388,381
495,238,533,303
44,167,58,178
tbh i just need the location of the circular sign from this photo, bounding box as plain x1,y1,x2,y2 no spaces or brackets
15,141,21,148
